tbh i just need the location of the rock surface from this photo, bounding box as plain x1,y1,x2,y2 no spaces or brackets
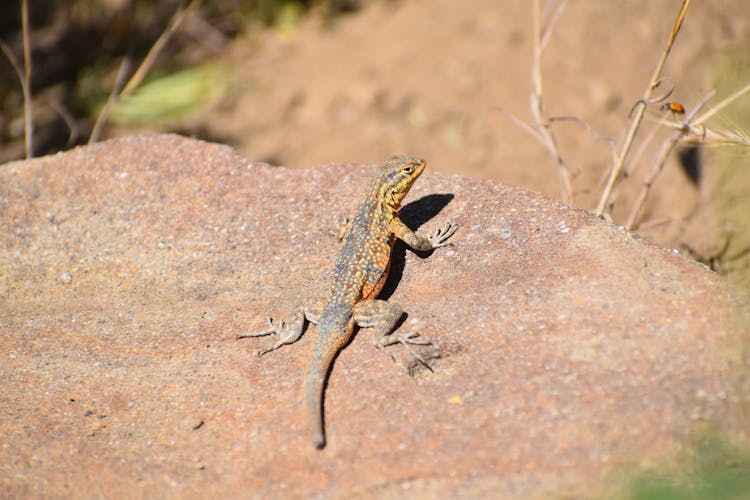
0,134,741,497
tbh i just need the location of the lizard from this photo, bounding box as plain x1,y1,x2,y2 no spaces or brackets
238,156,457,449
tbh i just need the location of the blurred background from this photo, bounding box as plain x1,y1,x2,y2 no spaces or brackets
1,0,749,282
2,3,750,494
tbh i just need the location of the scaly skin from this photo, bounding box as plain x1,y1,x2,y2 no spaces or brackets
238,156,457,449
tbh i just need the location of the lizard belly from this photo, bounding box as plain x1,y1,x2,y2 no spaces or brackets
361,259,390,300
359,236,393,300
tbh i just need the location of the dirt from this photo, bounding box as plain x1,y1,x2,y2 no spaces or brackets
100,0,750,272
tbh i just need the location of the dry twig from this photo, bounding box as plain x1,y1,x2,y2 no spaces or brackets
626,85,750,230
1,0,36,157
89,0,199,143
21,0,32,158
595,0,692,216
624,130,682,230
530,0,572,203
47,97,80,147
0,37,33,157
689,82,750,133
89,57,132,144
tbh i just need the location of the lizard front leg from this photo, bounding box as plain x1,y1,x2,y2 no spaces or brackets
390,218,457,251
237,301,322,356
353,299,433,368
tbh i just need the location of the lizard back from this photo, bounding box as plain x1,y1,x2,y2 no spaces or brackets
307,156,427,448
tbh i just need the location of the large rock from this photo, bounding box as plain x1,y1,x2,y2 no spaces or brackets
0,134,742,497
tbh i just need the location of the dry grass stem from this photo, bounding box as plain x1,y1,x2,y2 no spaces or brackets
625,82,750,230
595,0,692,216
89,0,198,143
1,38,32,156
500,107,544,143
620,119,662,181
120,0,198,97
48,98,79,146
547,115,617,161
21,0,33,157
530,0,573,204
625,92,710,230
634,216,672,231
89,57,132,144
625,130,682,230
184,10,229,52
692,82,750,126
0,41,24,91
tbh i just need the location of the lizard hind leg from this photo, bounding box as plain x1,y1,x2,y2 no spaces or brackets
237,301,321,356
353,299,433,370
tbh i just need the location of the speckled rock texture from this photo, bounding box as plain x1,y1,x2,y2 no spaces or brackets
0,134,742,498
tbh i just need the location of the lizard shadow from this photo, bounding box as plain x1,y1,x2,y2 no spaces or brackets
378,192,455,302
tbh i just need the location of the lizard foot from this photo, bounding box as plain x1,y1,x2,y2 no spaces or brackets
376,331,434,372
428,222,458,248
237,317,290,356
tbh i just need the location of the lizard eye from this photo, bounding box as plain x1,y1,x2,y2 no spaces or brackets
402,165,414,174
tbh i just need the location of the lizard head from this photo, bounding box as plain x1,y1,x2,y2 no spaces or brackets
380,156,427,208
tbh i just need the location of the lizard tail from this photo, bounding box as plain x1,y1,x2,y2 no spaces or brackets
306,352,333,449
306,325,349,449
